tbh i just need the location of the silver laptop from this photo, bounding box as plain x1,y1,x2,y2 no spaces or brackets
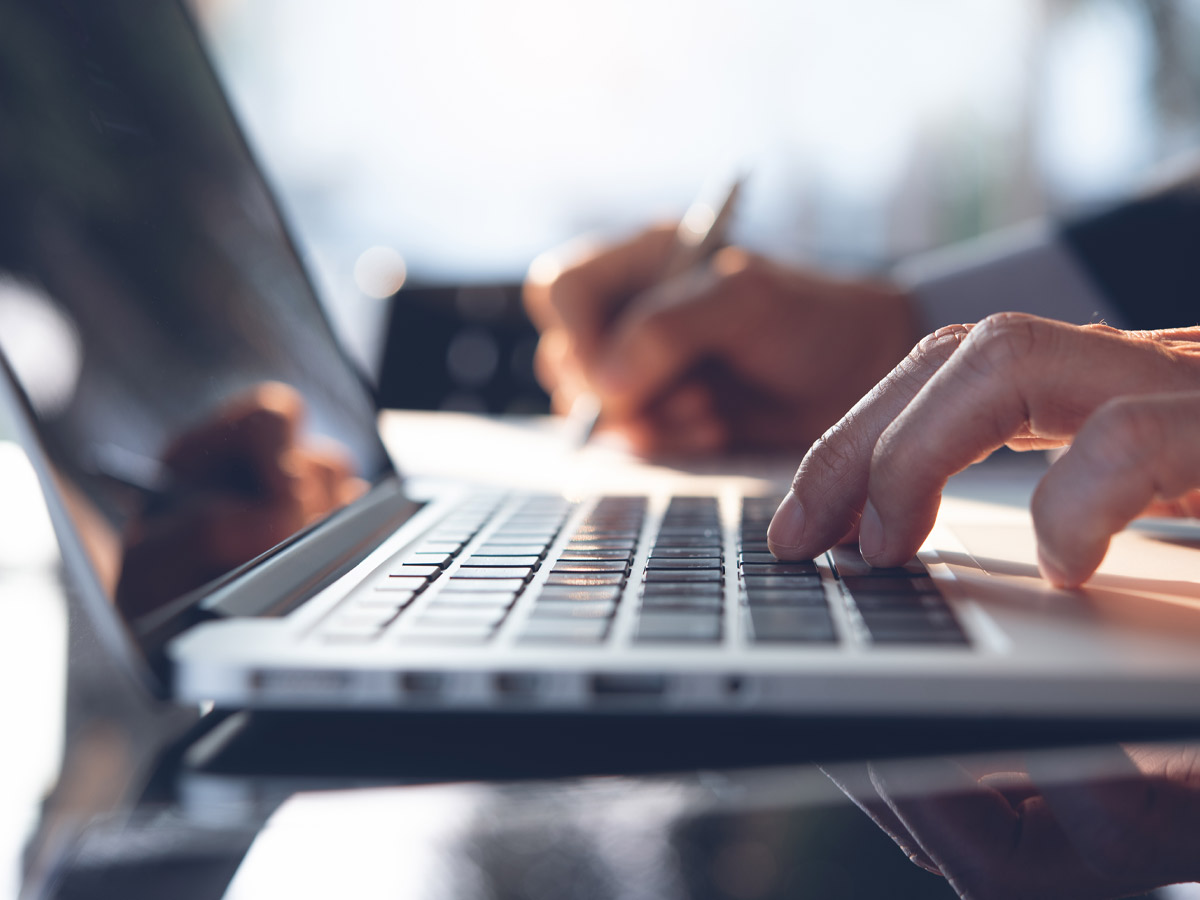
5,0,1200,724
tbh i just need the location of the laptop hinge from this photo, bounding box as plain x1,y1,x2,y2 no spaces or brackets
201,478,417,619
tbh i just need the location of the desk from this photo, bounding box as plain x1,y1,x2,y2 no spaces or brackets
3,422,1200,900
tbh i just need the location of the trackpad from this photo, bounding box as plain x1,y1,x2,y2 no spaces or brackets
946,521,1200,632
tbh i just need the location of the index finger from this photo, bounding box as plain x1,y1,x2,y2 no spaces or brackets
858,316,1200,567
767,324,971,559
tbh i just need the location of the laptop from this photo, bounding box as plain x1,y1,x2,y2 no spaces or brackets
5,0,1200,727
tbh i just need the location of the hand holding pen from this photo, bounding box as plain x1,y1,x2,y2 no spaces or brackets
523,181,921,456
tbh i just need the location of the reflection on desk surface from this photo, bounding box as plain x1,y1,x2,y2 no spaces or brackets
6,432,1200,900
218,750,1200,900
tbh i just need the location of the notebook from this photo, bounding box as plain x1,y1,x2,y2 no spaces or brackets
3,0,1200,725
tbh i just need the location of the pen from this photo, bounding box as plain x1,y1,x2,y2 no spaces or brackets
566,176,745,447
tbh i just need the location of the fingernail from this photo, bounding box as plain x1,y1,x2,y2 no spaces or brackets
858,500,885,562
767,492,806,554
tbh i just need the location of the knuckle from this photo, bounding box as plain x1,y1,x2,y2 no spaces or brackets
905,323,972,371
793,418,870,495
958,312,1045,379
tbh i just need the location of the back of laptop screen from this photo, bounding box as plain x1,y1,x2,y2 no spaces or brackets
0,2,394,638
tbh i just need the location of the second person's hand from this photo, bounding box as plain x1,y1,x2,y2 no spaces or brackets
524,225,921,455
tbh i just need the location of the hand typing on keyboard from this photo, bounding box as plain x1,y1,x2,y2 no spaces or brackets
767,314,1200,587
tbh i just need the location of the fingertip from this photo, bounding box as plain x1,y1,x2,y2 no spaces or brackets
767,492,808,558
1036,548,1071,588
857,500,885,563
1036,545,1089,589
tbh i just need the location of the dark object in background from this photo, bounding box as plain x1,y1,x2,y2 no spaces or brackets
376,283,550,414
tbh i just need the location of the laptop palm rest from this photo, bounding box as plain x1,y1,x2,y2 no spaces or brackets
944,520,1200,637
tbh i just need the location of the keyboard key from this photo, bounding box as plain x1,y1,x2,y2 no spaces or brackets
546,573,625,587
743,588,828,607
657,526,722,538
741,562,819,576
645,569,723,584
569,540,638,551
352,591,417,610
738,551,783,564
519,619,610,643
405,552,455,568
398,624,495,644
867,628,968,645
858,603,967,644
744,575,829,590
858,608,959,630
476,544,549,557
426,529,477,543
635,612,721,643
738,541,773,553
653,538,721,550
574,527,641,539
393,564,443,579
413,541,465,555
529,599,617,619
490,531,559,544
380,576,432,592
748,608,837,643
461,555,542,568
851,593,948,612
648,547,723,559
559,549,630,561
429,591,518,607
449,567,535,581
534,585,623,603
444,578,528,593
646,558,722,570
551,560,630,573
641,593,722,610
830,546,926,578
418,607,508,627
842,576,937,594
641,582,723,598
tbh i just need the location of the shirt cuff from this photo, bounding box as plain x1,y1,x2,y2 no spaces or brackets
893,221,1126,333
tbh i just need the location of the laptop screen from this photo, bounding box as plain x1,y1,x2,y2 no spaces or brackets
0,1,394,630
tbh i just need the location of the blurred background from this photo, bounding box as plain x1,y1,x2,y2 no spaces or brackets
185,0,1200,411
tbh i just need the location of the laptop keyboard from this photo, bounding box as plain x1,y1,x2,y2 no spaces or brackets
317,494,969,649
